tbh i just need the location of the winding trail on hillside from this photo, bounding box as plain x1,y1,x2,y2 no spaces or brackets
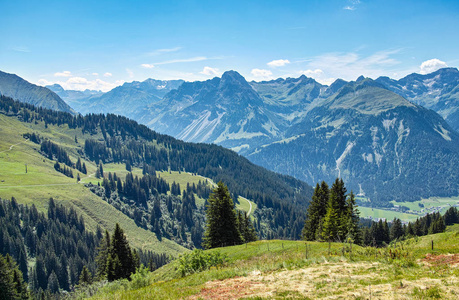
241,196,253,216
0,139,28,154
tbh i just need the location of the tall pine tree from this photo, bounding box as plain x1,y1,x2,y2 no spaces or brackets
203,181,242,249
303,181,329,241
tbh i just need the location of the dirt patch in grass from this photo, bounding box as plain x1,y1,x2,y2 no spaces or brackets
422,253,459,267
188,261,459,299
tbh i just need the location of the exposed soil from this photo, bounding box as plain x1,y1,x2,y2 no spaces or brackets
188,261,459,299
422,253,459,267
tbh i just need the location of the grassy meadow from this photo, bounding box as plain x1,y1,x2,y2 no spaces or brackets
0,114,185,255
87,224,459,299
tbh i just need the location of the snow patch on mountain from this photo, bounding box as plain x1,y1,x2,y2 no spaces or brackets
370,126,379,148
214,123,266,144
260,134,306,148
231,144,250,153
336,141,355,178
382,118,397,131
394,120,410,176
262,119,280,137
177,110,224,142
434,124,452,141
424,75,440,89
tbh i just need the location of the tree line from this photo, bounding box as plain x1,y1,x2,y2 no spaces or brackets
302,179,361,244
361,207,458,247
0,197,168,297
1,93,313,240
303,178,459,247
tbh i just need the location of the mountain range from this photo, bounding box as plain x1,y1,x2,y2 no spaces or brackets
0,70,74,114
47,79,184,121
2,68,459,206
375,67,459,131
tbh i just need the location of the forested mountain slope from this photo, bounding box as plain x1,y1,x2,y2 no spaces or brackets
0,95,313,244
248,79,459,205
0,70,74,114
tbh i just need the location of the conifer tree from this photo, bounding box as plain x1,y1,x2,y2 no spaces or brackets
47,271,59,293
95,230,111,279
203,181,242,249
389,218,404,241
321,178,348,241
237,211,257,243
345,191,361,244
331,178,348,241
78,266,92,285
110,223,135,280
321,195,339,241
444,207,459,225
0,254,29,300
303,182,329,240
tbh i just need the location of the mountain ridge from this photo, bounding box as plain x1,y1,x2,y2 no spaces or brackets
0,70,74,114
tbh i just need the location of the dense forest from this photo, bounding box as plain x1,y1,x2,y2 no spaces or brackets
0,94,313,241
303,179,459,246
0,198,168,296
361,207,459,247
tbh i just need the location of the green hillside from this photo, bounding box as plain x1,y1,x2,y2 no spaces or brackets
89,225,459,299
0,94,312,254
0,113,185,255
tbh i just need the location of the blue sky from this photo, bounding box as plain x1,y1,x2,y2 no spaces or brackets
1,0,459,91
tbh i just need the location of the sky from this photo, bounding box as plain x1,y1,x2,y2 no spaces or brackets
1,0,459,91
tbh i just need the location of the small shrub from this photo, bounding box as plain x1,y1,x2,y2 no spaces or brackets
178,249,227,277
130,265,152,290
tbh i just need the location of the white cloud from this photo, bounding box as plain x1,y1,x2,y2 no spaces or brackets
54,71,72,77
419,59,448,75
267,59,290,67
147,47,182,56
343,0,360,10
141,64,155,69
38,77,124,92
142,56,222,69
302,49,402,83
299,69,324,76
251,69,273,79
298,69,336,85
155,56,207,65
200,66,220,76
103,72,112,77
126,68,134,79
92,72,99,76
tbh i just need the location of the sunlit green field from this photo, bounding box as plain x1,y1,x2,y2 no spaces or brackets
88,225,459,299
357,206,419,222
0,114,185,255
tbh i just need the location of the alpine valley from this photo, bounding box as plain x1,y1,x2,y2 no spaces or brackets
2,67,459,299
42,68,459,206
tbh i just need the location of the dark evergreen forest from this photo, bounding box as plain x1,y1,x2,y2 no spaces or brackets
0,94,313,241
0,198,169,296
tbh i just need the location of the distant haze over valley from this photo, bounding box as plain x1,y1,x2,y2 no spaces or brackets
3,67,459,206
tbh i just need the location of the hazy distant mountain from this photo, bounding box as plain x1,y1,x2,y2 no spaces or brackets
51,79,184,119
137,71,459,204
0,71,74,113
376,67,459,130
46,84,103,109
247,78,459,204
32,68,459,205
141,71,280,151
